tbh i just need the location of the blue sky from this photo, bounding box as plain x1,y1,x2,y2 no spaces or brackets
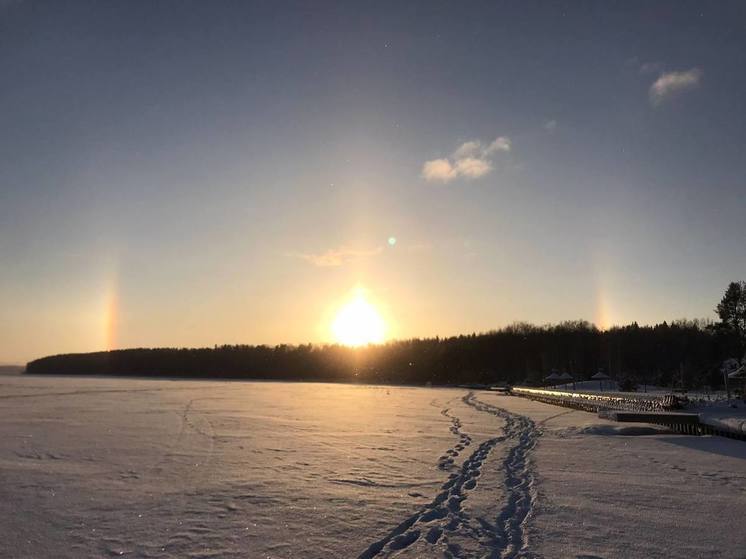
1,1,745,363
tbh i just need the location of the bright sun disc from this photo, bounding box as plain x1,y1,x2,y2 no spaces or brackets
332,292,385,346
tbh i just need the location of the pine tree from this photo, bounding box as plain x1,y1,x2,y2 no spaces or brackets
716,281,746,362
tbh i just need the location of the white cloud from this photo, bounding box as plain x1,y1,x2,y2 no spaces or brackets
484,136,511,154
421,136,511,183
421,158,456,182
454,157,492,178
649,68,702,105
452,140,482,159
297,246,382,267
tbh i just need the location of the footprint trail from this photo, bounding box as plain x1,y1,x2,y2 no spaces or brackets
358,392,539,559
437,407,473,471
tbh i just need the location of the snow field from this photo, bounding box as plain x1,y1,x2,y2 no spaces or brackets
1,376,744,558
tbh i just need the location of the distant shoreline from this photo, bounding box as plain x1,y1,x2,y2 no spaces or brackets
22,319,733,390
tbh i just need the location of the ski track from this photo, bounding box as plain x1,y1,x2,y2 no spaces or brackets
358,392,539,559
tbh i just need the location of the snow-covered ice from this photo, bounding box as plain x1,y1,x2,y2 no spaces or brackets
694,400,746,435
479,393,746,559
1,376,744,558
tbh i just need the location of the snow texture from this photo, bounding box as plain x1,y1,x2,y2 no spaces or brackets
1,376,744,558
695,401,746,434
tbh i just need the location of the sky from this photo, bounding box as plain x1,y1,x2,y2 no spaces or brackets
1,0,745,364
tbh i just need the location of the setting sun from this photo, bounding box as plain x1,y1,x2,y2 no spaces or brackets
331,290,386,346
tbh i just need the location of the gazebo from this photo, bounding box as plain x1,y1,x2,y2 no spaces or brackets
728,366,746,399
591,371,611,391
544,372,562,386
558,372,575,390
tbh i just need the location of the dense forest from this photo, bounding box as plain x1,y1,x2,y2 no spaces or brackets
25,282,746,390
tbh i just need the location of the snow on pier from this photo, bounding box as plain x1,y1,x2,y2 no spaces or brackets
511,386,680,412
513,386,746,439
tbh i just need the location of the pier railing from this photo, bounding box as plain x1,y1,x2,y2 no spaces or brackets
511,386,681,413
511,387,746,440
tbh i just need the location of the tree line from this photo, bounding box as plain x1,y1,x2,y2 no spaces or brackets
25,282,746,389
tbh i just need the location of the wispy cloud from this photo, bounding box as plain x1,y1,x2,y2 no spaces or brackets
544,119,557,132
639,61,662,75
296,246,382,267
421,136,511,183
452,140,482,159
484,137,511,154
649,68,702,105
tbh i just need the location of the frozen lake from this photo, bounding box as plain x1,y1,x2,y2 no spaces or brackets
1,376,744,558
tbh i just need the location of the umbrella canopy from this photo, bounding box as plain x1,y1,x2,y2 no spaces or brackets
558,372,574,380
728,366,746,379
544,372,562,381
591,372,611,380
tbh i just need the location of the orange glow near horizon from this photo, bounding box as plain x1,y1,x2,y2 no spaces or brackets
103,274,119,351
331,289,386,346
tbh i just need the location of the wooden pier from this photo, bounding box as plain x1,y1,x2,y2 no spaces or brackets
606,411,701,436
510,387,746,440
511,386,680,413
